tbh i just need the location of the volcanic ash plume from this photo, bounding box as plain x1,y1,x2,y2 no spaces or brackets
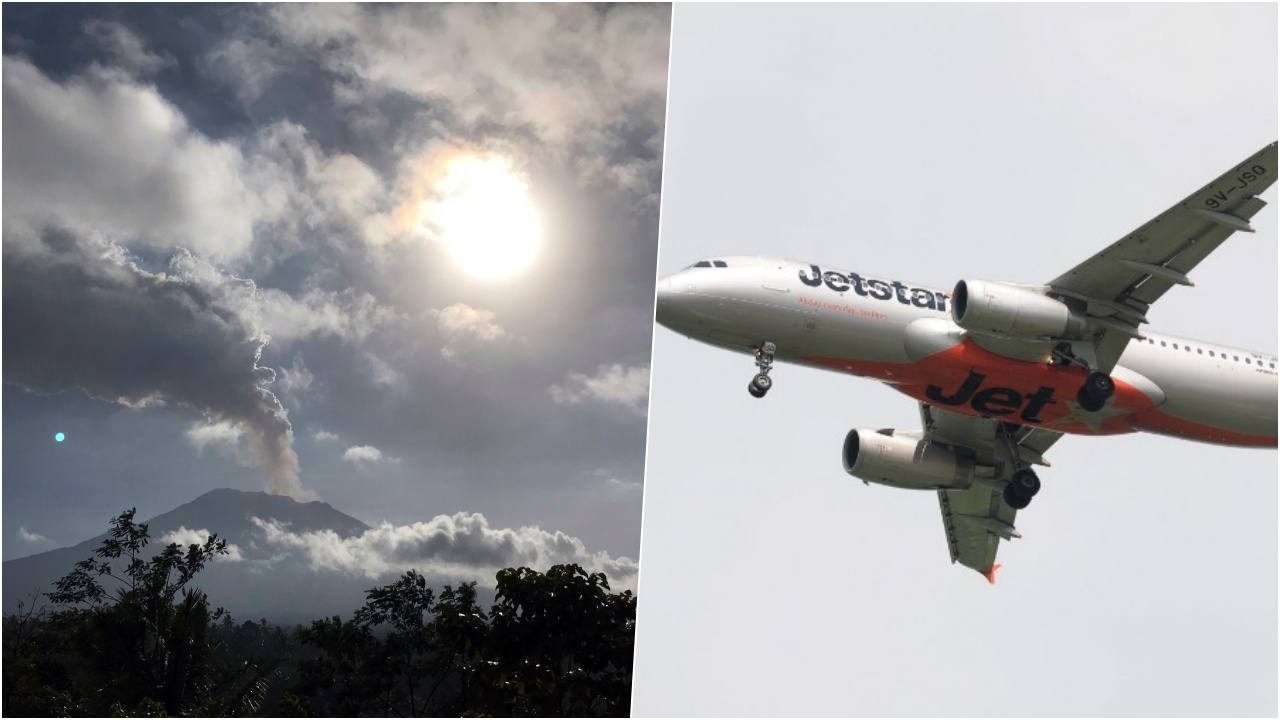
2,227,312,500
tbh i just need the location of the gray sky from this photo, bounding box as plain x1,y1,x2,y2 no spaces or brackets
634,4,1276,716
3,4,670,591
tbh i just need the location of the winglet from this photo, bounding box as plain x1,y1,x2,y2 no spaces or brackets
982,563,1001,585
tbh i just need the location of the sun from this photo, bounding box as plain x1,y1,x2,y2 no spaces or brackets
426,155,541,279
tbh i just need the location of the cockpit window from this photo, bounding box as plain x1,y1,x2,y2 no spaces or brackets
693,261,712,268
713,260,728,268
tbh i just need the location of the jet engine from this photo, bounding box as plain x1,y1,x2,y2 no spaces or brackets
842,428,976,491
952,279,1086,339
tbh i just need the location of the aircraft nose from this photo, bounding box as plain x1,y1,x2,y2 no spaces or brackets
654,270,704,333
654,276,675,325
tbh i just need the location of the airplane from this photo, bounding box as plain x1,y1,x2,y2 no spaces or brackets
653,142,1278,583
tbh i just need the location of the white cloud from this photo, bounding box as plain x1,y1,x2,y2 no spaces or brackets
205,37,285,105
550,364,650,417
276,356,314,397
168,250,403,347
244,120,388,247
3,62,399,267
252,6,671,223
2,58,268,261
430,303,507,362
433,303,506,340
18,527,53,544
269,4,669,149
342,445,383,463
263,286,398,342
185,419,246,455
314,430,341,443
252,512,637,590
159,526,244,562
364,352,404,388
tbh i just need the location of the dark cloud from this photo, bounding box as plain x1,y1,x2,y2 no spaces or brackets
80,19,175,76
3,229,307,499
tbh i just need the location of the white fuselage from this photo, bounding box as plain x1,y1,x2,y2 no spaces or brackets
656,256,1278,447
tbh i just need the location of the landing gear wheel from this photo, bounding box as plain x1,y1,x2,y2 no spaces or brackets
750,373,772,395
1003,468,1040,510
1002,483,1032,510
1010,468,1041,498
1085,372,1115,400
746,341,777,399
1077,371,1114,412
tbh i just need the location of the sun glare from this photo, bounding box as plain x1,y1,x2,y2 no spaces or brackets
428,156,541,279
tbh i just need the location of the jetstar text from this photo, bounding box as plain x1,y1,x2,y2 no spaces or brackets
798,264,949,312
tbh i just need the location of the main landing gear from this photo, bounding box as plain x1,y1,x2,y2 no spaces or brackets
1076,371,1115,412
997,422,1041,510
747,341,776,398
1002,468,1041,510
1053,342,1117,413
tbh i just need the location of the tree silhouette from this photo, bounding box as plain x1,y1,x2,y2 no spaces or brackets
3,508,282,716
3,510,637,717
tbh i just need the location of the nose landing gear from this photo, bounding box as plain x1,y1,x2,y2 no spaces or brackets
747,342,776,398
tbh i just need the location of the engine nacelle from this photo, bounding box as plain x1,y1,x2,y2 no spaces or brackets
952,279,1085,339
842,428,975,491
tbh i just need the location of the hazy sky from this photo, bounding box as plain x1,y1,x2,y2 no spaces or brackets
634,4,1276,716
2,4,671,590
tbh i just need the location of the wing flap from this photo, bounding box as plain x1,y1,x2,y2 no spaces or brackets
922,403,1064,579
938,485,1014,574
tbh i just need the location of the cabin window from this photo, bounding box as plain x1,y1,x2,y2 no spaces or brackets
1209,351,1215,358
1185,346,1191,352
1245,358,1252,365
1172,343,1179,350
1234,355,1240,362
1160,341,1167,347
1196,348,1203,354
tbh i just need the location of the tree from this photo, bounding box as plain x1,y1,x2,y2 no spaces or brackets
43,508,231,715
1,507,284,717
422,581,488,713
354,569,435,716
293,565,636,717
480,564,635,717
293,614,392,716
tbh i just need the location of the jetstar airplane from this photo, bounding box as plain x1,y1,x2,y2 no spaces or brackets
654,143,1278,582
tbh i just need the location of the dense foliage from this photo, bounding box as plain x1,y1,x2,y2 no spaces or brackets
3,509,636,717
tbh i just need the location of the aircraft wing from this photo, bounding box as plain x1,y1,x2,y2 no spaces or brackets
920,402,1064,581
1048,142,1277,372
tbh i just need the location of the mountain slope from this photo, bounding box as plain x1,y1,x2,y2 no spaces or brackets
4,488,378,624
